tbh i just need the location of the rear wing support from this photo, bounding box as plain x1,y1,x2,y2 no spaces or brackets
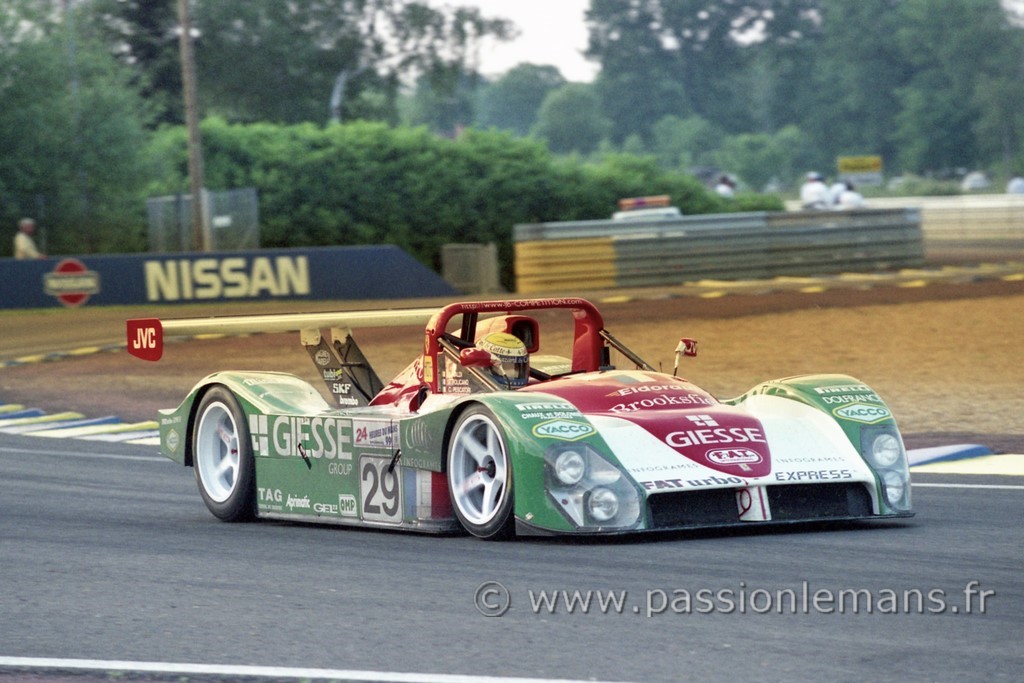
301,327,384,407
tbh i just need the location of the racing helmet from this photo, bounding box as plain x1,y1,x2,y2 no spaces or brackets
476,332,529,387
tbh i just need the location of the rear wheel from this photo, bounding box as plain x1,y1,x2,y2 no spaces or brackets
447,406,514,540
192,387,255,522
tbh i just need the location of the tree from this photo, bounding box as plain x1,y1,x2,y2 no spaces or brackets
86,0,513,125
650,114,724,170
586,0,822,140
531,84,612,155
806,0,909,168
586,0,689,142
0,20,153,254
474,64,566,136
194,1,512,124
893,0,1019,172
714,126,811,192
89,0,183,124
403,69,478,134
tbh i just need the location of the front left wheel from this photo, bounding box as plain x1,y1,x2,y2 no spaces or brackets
446,406,515,540
192,386,255,522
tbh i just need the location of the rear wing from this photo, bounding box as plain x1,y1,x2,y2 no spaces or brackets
127,308,438,407
126,308,438,362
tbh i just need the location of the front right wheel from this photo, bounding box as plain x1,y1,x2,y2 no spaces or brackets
446,406,514,540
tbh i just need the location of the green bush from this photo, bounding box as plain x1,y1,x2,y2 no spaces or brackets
147,119,783,287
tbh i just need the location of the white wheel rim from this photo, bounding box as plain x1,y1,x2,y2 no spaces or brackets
195,401,241,504
449,414,509,526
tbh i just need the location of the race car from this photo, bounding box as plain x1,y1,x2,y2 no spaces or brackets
126,298,913,539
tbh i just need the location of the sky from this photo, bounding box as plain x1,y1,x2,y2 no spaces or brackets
430,0,598,82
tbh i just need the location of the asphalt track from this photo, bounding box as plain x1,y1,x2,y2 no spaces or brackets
2,262,1022,681
0,433,1021,683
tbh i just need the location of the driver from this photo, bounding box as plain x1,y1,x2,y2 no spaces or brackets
476,332,530,388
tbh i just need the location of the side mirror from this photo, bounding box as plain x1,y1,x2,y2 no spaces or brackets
673,337,698,377
459,347,494,369
676,338,698,358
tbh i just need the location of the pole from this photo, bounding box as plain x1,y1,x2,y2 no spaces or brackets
177,0,209,251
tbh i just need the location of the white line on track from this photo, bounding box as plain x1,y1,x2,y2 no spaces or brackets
0,656,633,683
0,446,165,463
913,482,1024,491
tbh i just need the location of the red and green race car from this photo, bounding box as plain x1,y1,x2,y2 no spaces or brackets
126,297,913,539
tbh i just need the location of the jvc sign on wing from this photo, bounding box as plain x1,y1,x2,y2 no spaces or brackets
126,319,164,361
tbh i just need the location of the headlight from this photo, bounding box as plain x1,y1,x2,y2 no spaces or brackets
554,450,586,486
881,470,908,508
545,445,641,530
587,488,619,522
870,433,902,468
859,426,912,513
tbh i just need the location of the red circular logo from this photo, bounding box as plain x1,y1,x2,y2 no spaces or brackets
43,258,101,307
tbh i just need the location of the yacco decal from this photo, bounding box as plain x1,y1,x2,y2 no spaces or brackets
144,256,310,302
832,402,892,424
531,419,595,441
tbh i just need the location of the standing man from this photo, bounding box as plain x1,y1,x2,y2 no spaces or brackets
14,217,45,259
800,172,830,210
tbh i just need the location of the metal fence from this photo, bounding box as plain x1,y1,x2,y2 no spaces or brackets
513,208,924,293
785,194,1024,243
146,188,260,252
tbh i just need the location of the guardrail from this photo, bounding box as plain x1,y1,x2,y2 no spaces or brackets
514,209,923,293
785,194,1024,242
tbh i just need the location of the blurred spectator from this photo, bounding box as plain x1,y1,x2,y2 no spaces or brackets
835,181,866,210
1007,175,1024,194
800,172,830,209
14,217,44,260
961,171,990,191
714,175,735,198
828,179,847,206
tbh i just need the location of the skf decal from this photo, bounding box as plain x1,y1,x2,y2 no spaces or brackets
833,402,892,424
532,419,595,441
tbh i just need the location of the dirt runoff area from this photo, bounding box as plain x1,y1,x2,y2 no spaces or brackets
1,279,1022,453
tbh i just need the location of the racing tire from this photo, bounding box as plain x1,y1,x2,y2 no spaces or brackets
192,386,256,522
446,406,515,540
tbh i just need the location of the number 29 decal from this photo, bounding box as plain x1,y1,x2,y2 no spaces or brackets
360,456,403,524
